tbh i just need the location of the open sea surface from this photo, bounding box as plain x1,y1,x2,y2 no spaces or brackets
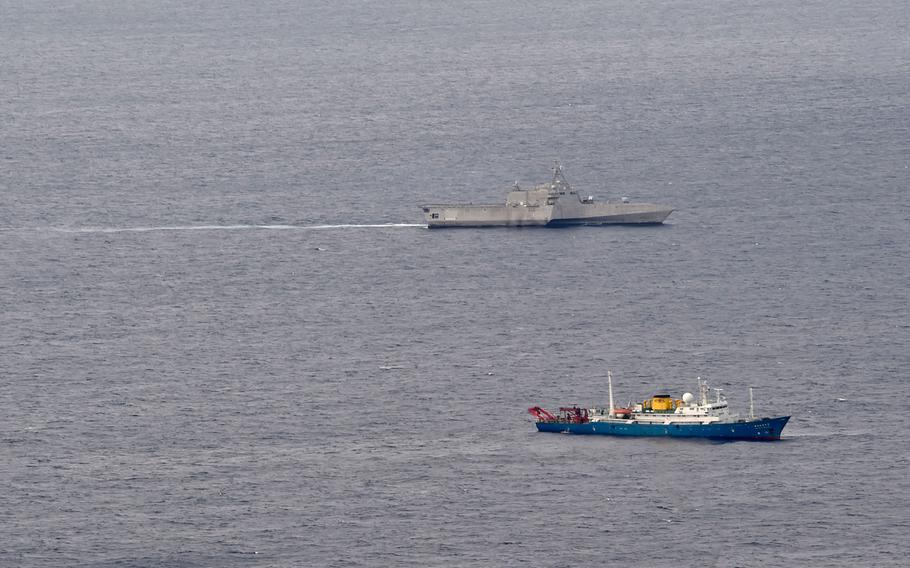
2,1,909,566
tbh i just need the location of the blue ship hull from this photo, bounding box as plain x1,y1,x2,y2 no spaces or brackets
535,416,790,440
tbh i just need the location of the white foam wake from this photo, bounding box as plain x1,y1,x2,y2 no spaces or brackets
37,223,426,234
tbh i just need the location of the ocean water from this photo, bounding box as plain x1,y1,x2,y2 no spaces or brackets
2,1,909,566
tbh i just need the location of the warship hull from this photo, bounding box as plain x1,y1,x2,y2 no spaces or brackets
421,162,673,228
422,203,672,228
421,204,550,228
535,416,790,440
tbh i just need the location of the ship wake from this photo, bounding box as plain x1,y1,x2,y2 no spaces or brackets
23,223,427,234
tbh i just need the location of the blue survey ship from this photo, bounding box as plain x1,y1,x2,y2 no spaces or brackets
529,374,789,441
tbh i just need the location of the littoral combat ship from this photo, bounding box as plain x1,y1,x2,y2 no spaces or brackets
529,373,790,441
421,161,673,228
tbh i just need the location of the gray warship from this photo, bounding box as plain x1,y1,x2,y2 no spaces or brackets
421,162,673,228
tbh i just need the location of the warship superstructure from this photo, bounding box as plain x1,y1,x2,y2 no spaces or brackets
421,162,673,228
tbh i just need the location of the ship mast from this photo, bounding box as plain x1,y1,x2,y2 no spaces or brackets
608,370,615,417
697,377,707,405
551,160,569,192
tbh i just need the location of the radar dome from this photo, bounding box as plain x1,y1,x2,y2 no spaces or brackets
682,392,695,404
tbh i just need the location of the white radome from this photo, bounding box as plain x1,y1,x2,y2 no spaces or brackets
682,392,695,405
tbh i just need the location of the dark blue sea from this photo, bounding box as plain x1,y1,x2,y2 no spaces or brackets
2,1,909,566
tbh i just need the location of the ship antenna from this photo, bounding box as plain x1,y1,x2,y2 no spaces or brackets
713,388,723,403
608,370,615,417
749,386,756,419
